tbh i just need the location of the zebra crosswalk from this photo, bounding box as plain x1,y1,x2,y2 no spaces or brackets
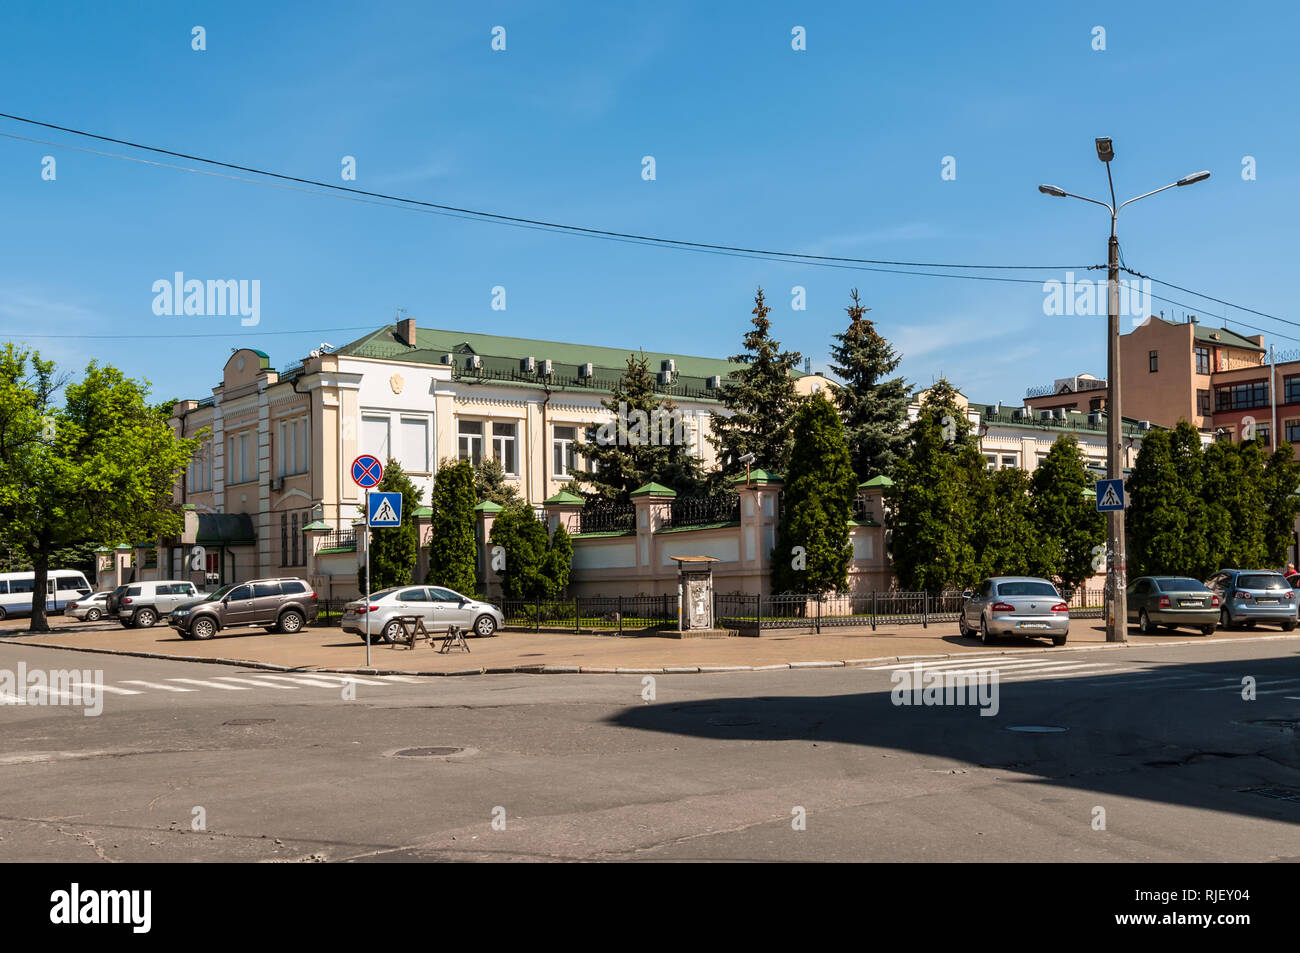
81,672,424,699
867,654,1227,688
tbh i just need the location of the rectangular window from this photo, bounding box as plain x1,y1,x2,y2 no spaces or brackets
983,453,997,471
492,422,518,475
1255,424,1271,447
291,512,300,565
362,415,390,461
280,514,288,566
399,417,429,473
1215,380,1270,412
1286,421,1300,444
1000,454,1018,469
299,419,309,474
1197,389,1211,417
458,420,484,466
1286,376,1300,405
553,425,577,477
1195,346,1211,375
1148,350,1159,373
301,511,308,565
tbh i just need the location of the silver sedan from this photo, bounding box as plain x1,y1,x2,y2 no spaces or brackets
959,576,1070,646
342,585,504,643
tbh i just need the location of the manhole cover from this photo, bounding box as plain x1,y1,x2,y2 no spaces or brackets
1240,719,1300,730
223,718,275,726
392,746,465,759
1239,785,1300,803
1006,725,1068,733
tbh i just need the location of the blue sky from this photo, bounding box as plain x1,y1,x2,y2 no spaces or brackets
2,0,1297,406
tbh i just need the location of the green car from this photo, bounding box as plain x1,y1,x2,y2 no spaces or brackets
1126,576,1219,635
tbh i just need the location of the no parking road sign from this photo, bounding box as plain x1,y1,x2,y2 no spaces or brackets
367,491,403,528
1096,478,1126,512
351,454,383,488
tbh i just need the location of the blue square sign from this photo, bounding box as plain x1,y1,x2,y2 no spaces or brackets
367,491,403,527
1095,478,1125,512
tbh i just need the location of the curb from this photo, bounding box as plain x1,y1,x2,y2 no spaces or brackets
0,631,1295,678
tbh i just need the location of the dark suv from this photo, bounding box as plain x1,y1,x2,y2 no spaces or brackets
169,578,318,640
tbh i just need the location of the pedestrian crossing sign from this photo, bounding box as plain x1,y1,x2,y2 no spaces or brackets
1095,478,1125,512
367,491,403,527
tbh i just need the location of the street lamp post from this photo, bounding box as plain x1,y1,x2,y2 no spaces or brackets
1039,140,1209,642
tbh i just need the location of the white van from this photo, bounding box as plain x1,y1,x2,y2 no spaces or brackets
0,570,93,620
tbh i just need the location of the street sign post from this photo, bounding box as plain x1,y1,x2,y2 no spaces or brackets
350,454,386,665
1096,478,1126,513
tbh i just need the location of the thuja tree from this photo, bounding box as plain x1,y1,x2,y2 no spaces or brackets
362,458,423,591
1027,435,1104,589
489,505,572,600
770,393,856,594
427,458,478,594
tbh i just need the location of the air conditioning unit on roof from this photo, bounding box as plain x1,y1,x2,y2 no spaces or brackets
467,355,482,371
579,362,593,378
521,356,535,373
706,375,721,389
540,359,552,376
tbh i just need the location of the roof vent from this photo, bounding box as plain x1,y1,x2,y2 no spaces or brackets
520,355,536,373
578,362,594,379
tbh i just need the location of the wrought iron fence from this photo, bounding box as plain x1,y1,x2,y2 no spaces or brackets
668,492,740,528
316,529,357,552
501,594,677,634
579,501,636,534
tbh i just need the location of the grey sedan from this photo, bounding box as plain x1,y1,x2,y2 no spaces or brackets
342,585,504,643
1126,576,1217,635
959,577,1070,646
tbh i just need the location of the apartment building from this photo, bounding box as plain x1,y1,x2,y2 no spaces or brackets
164,318,825,588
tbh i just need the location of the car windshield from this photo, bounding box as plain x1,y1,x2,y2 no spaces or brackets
996,581,1058,597
1154,578,1207,592
1237,574,1287,590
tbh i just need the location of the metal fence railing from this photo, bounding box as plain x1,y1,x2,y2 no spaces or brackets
579,502,637,535
502,594,677,634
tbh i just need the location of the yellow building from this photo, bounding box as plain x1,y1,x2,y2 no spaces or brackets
165,318,827,589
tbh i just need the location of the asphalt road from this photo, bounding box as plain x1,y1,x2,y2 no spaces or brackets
0,639,1297,862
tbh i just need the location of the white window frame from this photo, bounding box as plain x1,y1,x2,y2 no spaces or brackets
492,422,518,476
553,425,577,478
458,419,484,466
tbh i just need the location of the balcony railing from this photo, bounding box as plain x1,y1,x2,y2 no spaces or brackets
316,529,357,552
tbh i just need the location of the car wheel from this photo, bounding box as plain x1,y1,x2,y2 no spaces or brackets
381,620,405,644
474,614,497,638
85,608,102,622
278,609,304,634
191,617,216,640
1201,624,1216,636
0,607,7,620
1138,609,1154,635
1245,620,1257,629
133,608,157,628
1220,608,1233,631
1283,620,1297,632
1052,635,1067,647
980,615,995,646
957,612,971,638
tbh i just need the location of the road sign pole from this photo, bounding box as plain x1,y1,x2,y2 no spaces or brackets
364,491,371,667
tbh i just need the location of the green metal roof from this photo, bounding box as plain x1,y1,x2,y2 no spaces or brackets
1194,325,1264,353
474,500,503,513
543,490,585,505
334,323,809,401
630,481,676,498
860,475,894,488
729,469,783,485
410,506,433,518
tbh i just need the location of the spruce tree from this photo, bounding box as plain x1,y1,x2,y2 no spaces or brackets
770,393,855,593
829,288,910,481
474,457,522,507
708,287,804,480
427,458,478,595
362,458,423,591
578,351,702,502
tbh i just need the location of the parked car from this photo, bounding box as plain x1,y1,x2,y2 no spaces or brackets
67,590,113,622
342,585,503,644
958,576,1070,646
115,580,206,628
169,578,318,640
1205,569,1298,631
1126,576,1218,635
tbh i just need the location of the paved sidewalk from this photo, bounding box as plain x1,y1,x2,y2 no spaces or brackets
2,616,1295,675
